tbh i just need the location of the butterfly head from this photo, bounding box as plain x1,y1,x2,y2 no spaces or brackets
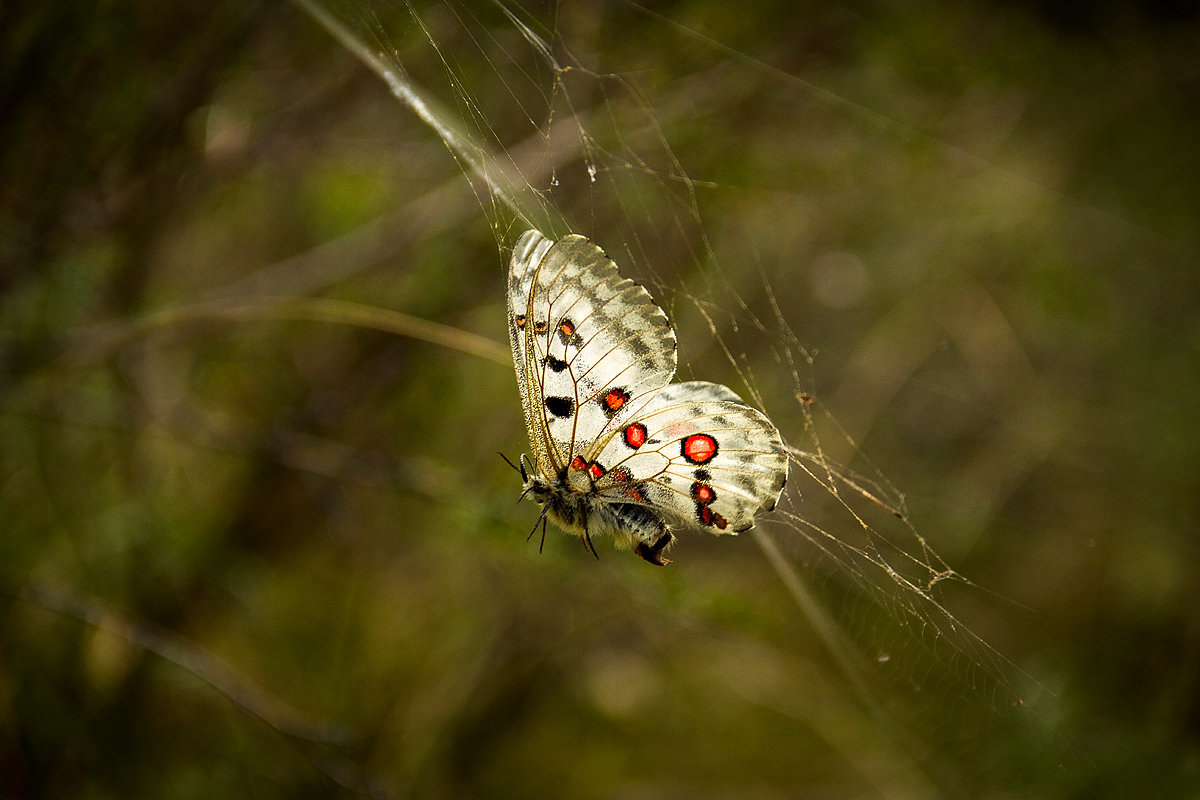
507,452,552,506
501,451,565,509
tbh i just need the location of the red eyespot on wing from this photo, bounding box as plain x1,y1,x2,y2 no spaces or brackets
557,318,583,347
533,319,549,333
570,456,587,471
624,423,647,449
681,434,718,465
588,461,606,480
515,314,526,329
698,505,728,529
600,388,630,416
610,467,632,483
691,482,717,505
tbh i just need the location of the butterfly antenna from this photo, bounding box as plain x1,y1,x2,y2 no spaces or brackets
501,452,535,502
499,452,528,482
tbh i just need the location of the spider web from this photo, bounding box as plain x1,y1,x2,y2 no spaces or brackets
300,0,1054,781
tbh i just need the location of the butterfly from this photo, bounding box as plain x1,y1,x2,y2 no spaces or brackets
506,230,788,565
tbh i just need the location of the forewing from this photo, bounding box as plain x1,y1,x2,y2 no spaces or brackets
592,381,788,534
508,230,677,474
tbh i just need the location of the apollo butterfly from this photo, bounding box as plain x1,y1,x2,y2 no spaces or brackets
506,230,788,565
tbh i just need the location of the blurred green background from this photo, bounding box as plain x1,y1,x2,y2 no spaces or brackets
2,1,1199,797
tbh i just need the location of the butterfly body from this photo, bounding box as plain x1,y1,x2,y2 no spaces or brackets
507,230,787,565
516,453,676,564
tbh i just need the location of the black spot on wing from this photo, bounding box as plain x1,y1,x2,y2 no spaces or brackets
545,396,575,418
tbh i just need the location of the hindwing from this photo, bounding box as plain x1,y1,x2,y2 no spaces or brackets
591,381,788,534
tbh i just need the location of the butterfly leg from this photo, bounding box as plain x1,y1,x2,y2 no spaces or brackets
581,516,600,560
635,530,675,567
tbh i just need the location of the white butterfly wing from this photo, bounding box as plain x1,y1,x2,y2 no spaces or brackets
508,230,677,475
592,381,788,534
